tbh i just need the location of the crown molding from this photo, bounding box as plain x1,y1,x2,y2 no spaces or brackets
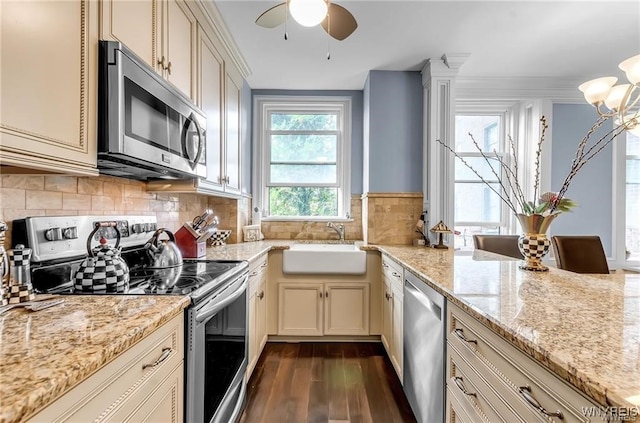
456,76,586,103
197,0,251,78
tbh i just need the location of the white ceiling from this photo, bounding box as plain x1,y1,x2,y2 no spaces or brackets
213,1,640,90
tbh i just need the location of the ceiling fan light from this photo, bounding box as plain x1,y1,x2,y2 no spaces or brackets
289,0,327,27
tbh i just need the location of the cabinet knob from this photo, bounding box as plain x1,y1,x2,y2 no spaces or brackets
258,291,264,300
157,56,167,70
166,61,172,75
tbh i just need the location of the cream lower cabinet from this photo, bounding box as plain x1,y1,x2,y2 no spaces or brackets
381,254,403,380
278,282,370,336
28,314,184,423
446,301,602,423
100,0,196,100
0,0,98,175
247,254,269,378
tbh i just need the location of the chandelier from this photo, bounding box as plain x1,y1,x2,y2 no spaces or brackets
578,54,640,136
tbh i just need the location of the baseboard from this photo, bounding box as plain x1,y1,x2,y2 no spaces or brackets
267,335,381,343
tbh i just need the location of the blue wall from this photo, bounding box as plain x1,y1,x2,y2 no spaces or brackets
365,71,423,192
252,89,364,195
550,104,613,255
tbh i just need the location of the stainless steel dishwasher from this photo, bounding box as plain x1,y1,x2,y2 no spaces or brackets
403,270,446,423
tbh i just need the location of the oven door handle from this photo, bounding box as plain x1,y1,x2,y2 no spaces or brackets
195,273,248,323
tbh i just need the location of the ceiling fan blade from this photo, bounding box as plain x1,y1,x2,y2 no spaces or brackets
255,3,287,28
321,3,357,40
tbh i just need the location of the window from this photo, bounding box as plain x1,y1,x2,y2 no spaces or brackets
454,114,510,250
626,132,640,263
254,97,351,219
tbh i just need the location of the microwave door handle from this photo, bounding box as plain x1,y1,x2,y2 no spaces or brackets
182,112,204,170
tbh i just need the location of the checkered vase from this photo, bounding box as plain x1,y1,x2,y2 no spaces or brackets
516,213,559,272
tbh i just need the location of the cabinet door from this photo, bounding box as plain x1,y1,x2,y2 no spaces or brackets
247,289,258,377
278,283,323,336
109,362,183,423
324,283,370,336
197,25,224,190
100,0,158,71
381,277,393,353
164,0,196,99
0,0,98,174
256,276,268,352
224,72,242,195
390,282,403,379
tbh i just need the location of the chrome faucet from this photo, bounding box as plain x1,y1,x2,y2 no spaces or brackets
326,222,345,241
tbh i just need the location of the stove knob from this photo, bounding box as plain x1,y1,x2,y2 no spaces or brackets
62,227,78,239
44,227,62,241
132,223,143,234
148,223,157,232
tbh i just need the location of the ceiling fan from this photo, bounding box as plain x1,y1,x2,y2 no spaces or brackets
255,0,358,41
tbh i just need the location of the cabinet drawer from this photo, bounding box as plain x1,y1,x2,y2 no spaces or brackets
448,342,526,423
447,385,487,423
381,254,403,288
29,314,184,422
448,303,599,423
249,255,268,295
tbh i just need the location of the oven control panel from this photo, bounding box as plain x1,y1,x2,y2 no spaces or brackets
13,215,158,263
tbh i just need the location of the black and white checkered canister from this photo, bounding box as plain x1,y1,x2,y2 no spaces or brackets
74,245,130,293
7,245,35,303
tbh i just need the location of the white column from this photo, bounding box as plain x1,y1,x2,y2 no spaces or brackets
422,54,468,237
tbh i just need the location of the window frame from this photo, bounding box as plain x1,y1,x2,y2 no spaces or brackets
614,130,640,270
253,96,352,221
453,112,512,230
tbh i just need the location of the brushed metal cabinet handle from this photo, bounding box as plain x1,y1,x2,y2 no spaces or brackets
454,328,478,345
518,385,564,420
453,377,476,397
142,347,172,370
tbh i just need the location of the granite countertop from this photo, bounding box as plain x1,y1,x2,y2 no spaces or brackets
375,245,640,410
2,240,637,421
207,241,640,409
0,295,190,423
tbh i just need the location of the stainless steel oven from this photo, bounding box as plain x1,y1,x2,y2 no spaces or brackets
98,40,206,180
12,215,249,423
186,271,248,423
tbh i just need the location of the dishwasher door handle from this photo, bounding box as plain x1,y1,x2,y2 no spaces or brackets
404,279,442,321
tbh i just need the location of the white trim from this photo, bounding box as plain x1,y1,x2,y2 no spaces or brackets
457,77,586,102
198,0,251,78
612,132,626,267
253,95,352,220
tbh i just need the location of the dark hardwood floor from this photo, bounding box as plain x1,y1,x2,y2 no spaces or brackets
240,342,417,423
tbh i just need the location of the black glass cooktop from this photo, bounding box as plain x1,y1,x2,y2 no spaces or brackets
34,257,247,299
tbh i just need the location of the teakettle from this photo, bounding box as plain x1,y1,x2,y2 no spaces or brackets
74,222,130,293
144,228,183,270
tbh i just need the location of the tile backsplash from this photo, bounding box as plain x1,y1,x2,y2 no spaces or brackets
0,174,423,248
0,174,247,250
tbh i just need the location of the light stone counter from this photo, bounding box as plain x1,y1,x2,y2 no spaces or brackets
0,295,190,423
205,241,640,409
374,245,640,411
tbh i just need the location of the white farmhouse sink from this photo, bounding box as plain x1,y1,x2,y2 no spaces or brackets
283,243,366,274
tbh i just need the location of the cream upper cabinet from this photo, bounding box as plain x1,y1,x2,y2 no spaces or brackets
223,71,242,195
196,24,224,190
101,0,196,100
0,0,98,175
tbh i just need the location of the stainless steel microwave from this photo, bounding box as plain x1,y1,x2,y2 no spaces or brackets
98,41,206,180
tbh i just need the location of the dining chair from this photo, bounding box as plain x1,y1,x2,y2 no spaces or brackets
551,235,610,274
473,235,524,259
